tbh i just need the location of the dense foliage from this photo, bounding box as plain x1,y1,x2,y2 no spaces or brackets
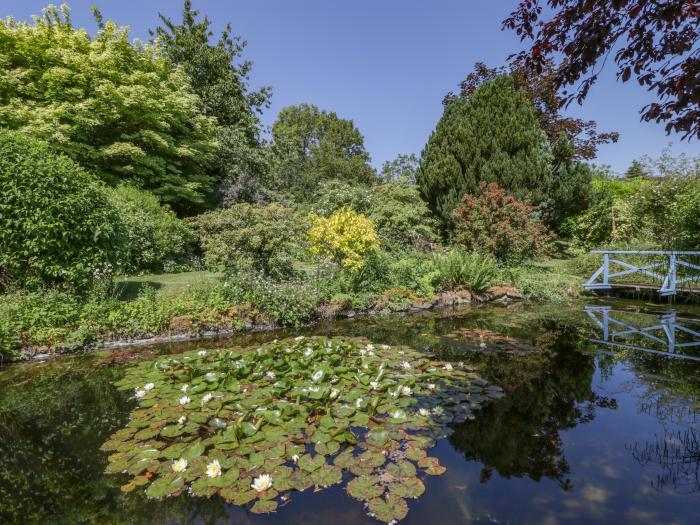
0,5,218,211
106,186,196,274
189,204,304,278
0,131,123,291
417,76,552,227
452,183,550,264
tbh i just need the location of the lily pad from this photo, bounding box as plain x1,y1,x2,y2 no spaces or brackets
347,475,385,500
389,477,425,499
367,494,409,523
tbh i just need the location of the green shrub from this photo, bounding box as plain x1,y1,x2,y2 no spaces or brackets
106,186,195,273
430,249,497,293
452,182,551,264
189,203,306,278
0,131,124,292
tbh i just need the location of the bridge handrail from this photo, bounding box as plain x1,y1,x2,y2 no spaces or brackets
590,250,700,255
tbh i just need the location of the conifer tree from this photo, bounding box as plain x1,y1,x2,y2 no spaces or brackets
417,76,552,226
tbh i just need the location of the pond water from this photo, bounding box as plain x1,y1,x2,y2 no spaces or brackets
1,299,699,525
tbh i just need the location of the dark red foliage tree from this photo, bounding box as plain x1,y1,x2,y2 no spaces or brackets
503,1,700,140
444,60,619,159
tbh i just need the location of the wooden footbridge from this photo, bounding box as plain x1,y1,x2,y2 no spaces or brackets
584,251,700,297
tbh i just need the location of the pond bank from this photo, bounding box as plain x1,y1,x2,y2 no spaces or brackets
20,286,525,363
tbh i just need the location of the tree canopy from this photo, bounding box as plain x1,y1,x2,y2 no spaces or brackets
504,0,700,140
0,5,219,212
417,75,552,227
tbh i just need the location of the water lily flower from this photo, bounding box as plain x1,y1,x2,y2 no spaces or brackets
381,344,390,350
178,416,187,425
134,389,146,399
355,398,363,408
427,383,436,391
201,393,213,404
197,350,207,357
206,459,222,478
432,406,444,415
312,370,324,382
398,350,405,356
179,396,191,406
266,371,276,379
401,361,411,370
443,363,453,371
360,349,367,357
401,386,412,396
181,384,189,393
294,336,305,341
251,474,273,492
172,458,188,472
370,381,380,390
206,372,216,380
365,344,374,352
292,454,300,463
392,410,406,419
144,383,155,391
330,388,339,399
419,408,430,416
304,348,313,357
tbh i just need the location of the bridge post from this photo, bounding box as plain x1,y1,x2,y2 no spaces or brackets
602,253,609,287
660,253,677,296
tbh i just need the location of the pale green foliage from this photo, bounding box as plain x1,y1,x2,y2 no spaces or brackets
0,5,218,211
106,186,195,273
430,250,497,293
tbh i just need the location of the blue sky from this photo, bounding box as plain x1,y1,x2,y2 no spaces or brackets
3,0,696,173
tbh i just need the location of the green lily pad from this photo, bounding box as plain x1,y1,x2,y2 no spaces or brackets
298,454,325,472
347,475,384,500
145,474,185,498
250,499,278,514
310,464,343,487
389,477,425,499
367,494,409,524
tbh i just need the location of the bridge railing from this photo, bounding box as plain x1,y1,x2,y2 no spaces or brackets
584,250,700,296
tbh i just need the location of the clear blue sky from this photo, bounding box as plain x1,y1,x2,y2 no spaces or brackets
3,0,697,173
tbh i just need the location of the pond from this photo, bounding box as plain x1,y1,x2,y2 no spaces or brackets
1,299,699,525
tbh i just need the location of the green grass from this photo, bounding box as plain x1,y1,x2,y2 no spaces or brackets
116,271,222,300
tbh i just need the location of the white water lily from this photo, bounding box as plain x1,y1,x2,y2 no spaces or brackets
312,370,324,382
144,383,155,391
201,393,213,404
427,383,436,391
401,386,412,396
251,474,273,492
304,348,313,357
172,458,188,472
370,381,380,390
432,406,444,415
292,454,300,463
401,361,411,370
365,344,374,352
197,350,207,357
294,335,305,341
381,344,390,350
181,384,189,393
419,408,430,416
134,389,147,399
178,416,187,425
206,372,216,380
443,363,453,371
355,398,364,408
392,410,406,419
330,388,339,399
266,371,276,379
398,350,405,356
179,396,191,405
206,459,222,478
359,349,367,357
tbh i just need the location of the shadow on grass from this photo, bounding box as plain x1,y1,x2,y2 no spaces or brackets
116,280,163,301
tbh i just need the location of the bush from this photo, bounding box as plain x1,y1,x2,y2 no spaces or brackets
308,207,379,271
430,249,497,293
189,203,305,278
0,131,124,292
452,182,551,264
106,186,195,273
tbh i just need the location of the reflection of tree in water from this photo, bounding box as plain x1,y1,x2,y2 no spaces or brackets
448,321,613,491
629,428,700,494
0,362,229,524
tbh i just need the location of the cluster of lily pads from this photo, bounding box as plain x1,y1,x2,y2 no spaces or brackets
102,336,504,523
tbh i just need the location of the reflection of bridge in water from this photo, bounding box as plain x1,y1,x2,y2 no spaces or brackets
584,305,700,362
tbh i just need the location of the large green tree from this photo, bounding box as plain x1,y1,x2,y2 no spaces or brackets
417,76,552,226
270,103,377,197
0,5,218,212
152,1,271,205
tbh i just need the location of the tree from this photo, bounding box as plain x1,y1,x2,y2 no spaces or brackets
0,131,124,292
0,5,218,212
270,103,377,197
152,1,271,204
417,76,552,227
445,60,619,159
504,1,700,140
624,160,651,180
380,154,419,183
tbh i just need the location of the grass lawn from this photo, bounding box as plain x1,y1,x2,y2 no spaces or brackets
116,271,223,300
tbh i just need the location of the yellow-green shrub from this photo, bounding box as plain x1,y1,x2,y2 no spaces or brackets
308,207,379,271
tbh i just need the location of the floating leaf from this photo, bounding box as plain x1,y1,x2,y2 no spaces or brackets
367,494,409,524
250,499,278,514
298,454,325,472
347,475,384,500
310,464,343,487
389,477,425,499
145,474,185,498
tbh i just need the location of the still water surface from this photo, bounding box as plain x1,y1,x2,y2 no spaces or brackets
1,300,699,524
